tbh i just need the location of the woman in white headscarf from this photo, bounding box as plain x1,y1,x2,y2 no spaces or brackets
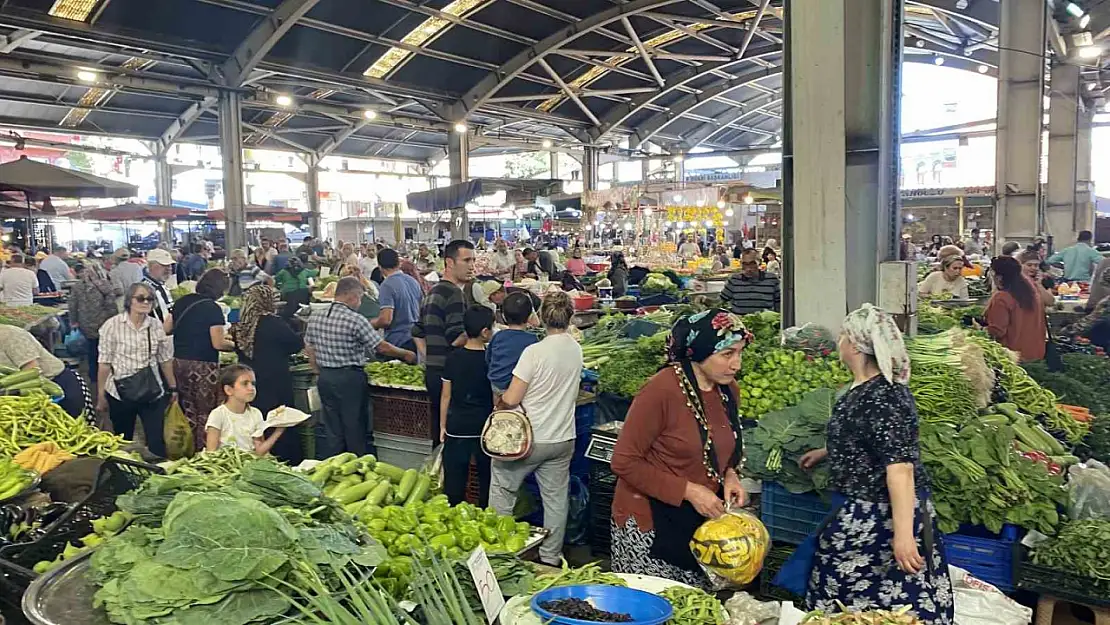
797,304,953,624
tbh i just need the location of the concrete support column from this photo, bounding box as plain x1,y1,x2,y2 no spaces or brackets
305,164,322,239
995,0,1047,248
218,91,247,253
675,158,686,184
1046,63,1080,244
447,130,469,240
549,150,559,179
783,0,902,330
154,156,174,245
1076,108,1095,237
583,146,599,192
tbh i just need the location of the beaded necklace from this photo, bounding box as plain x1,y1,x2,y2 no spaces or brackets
672,363,733,485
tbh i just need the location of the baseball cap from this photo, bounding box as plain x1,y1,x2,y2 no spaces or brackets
479,280,505,298
146,248,174,266
114,248,131,260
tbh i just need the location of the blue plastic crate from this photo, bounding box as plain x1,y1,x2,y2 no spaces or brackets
760,481,832,545
943,525,1019,593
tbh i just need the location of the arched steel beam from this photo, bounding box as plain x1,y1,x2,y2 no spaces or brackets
677,94,782,149
588,48,781,141
451,0,686,119
626,66,781,148
221,0,322,86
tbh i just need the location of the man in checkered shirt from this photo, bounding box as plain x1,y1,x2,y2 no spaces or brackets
306,276,416,457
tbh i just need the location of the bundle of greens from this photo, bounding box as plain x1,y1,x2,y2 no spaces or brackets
741,310,781,347
917,305,958,335
640,272,679,296
743,389,835,493
1078,415,1110,464
907,363,980,427
91,459,386,625
597,332,668,398
1031,519,1110,581
906,329,994,409
922,420,1067,534
1023,354,1110,414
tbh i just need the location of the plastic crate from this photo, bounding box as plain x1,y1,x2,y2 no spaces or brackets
759,482,832,545
0,458,162,608
758,543,802,603
376,432,432,470
571,395,597,478
369,386,433,439
943,524,1019,594
1017,555,1110,607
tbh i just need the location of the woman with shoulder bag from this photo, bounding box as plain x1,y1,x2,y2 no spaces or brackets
490,291,583,566
165,269,233,451
96,282,177,457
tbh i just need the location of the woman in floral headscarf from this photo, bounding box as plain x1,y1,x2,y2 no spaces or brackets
609,309,751,588
798,304,953,624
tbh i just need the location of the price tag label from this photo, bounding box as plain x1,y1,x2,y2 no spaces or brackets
467,546,505,624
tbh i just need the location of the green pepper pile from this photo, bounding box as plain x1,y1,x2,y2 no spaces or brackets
364,361,426,389
367,500,534,597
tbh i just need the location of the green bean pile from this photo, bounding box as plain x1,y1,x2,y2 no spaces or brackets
0,395,123,457
659,586,727,624
529,561,627,592
163,446,256,482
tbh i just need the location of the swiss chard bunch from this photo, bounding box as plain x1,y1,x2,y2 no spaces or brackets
743,388,835,494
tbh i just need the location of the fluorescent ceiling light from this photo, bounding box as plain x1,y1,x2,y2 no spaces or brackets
275,95,293,107
1080,14,1092,28
48,0,98,21
1078,45,1102,59
1066,2,1085,18
76,69,98,82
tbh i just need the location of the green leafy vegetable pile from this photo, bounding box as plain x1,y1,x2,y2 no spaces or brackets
1031,519,1110,582
743,388,835,493
737,350,849,419
1023,353,1110,414
365,361,425,389
597,332,668,398
90,458,386,625
640,272,679,296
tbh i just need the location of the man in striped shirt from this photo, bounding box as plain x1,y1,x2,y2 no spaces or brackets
413,239,475,445
721,248,781,315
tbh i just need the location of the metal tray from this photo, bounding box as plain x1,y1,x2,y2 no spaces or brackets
22,551,109,625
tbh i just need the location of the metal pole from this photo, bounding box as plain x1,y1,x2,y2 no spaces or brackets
218,91,247,252
306,164,322,239
25,197,34,251
448,130,469,240
1045,62,1080,243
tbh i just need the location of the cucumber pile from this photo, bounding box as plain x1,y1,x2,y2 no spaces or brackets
0,366,63,398
307,453,433,520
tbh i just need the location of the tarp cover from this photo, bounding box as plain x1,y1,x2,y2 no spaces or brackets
406,178,563,213
0,157,137,200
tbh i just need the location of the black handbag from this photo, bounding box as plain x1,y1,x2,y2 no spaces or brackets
114,327,163,404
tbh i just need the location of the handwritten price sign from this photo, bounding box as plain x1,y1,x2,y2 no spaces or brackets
467,546,505,623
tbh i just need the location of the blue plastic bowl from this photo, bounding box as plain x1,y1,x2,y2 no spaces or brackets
531,585,673,625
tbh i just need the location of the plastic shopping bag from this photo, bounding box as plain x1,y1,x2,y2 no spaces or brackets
949,565,1031,625
1067,459,1110,521
64,329,87,357
163,400,195,460
420,445,444,490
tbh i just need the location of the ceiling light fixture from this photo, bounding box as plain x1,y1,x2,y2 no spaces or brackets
541,139,553,149
743,193,754,205
933,56,945,66
363,110,378,120
672,154,684,163
725,208,734,217
1080,13,1092,28
978,64,989,74
275,94,293,107
76,69,98,82
716,200,726,209
1066,2,1085,18
453,122,468,133
1078,45,1102,59
1087,83,1098,91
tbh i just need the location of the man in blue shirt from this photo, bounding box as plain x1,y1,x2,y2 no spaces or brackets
270,241,293,275
1048,230,1103,282
372,247,423,353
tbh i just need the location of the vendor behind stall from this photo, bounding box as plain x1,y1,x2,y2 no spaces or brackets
917,256,969,299
609,310,749,589
984,256,1047,361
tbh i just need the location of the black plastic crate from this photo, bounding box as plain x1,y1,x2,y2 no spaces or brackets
1016,557,1110,608
0,458,161,609
758,543,802,604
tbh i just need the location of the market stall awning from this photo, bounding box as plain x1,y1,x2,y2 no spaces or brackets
406,178,563,213
0,156,137,200
59,202,194,221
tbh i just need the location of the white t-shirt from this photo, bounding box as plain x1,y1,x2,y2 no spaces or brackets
512,333,583,443
678,242,701,259
0,267,38,306
205,404,264,452
917,271,969,299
